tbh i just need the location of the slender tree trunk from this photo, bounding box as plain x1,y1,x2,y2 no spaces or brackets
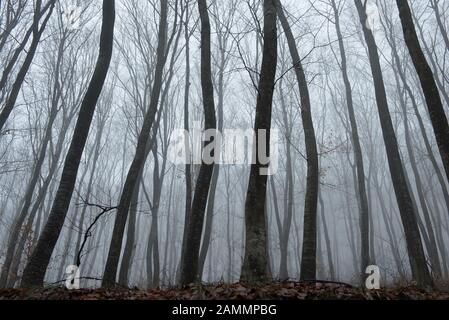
0,0,55,133
354,0,432,289
9,109,76,286
179,0,192,285
0,30,66,287
331,0,370,280
0,21,33,96
278,81,293,281
102,0,167,288
396,77,442,279
276,0,319,281
20,1,115,288
162,169,175,285
180,0,217,286
429,0,449,53
73,122,105,267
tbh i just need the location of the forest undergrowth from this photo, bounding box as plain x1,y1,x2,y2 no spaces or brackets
1,282,449,300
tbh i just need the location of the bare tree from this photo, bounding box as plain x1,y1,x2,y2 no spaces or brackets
330,0,370,281
20,0,115,288
240,0,277,283
396,0,449,184
102,0,168,288
180,0,217,286
354,0,432,289
0,0,55,133
276,0,319,281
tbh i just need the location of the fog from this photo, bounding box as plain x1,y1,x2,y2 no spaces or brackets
0,0,448,290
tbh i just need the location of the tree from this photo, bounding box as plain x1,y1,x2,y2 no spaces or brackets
0,0,28,55
330,0,370,280
180,0,217,286
0,0,55,134
20,0,116,288
354,0,432,289
0,24,68,288
102,0,168,288
276,0,319,281
197,0,236,280
240,0,277,283
396,0,449,184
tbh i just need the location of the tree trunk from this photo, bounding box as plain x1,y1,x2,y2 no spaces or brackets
354,0,432,289
179,0,192,285
117,175,141,287
396,76,442,279
318,191,335,281
0,0,55,133
20,0,115,288
331,0,370,280
197,29,226,280
396,0,449,184
0,29,66,287
102,0,167,288
240,0,277,283
278,80,293,281
276,0,319,281
180,0,217,286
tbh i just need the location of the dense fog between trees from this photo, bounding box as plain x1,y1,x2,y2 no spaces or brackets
0,0,448,290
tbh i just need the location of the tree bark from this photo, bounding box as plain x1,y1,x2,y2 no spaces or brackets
354,0,432,289
0,0,55,133
278,80,293,281
331,0,370,280
180,0,217,286
240,0,277,283
102,0,168,288
20,0,115,288
276,0,319,281
396,0,449,184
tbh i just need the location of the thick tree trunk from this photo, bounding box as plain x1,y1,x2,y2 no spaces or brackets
20,0,115,288
354,0,432,289
240,0,277,283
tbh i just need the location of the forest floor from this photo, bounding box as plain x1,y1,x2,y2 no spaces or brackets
1,282,449,300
